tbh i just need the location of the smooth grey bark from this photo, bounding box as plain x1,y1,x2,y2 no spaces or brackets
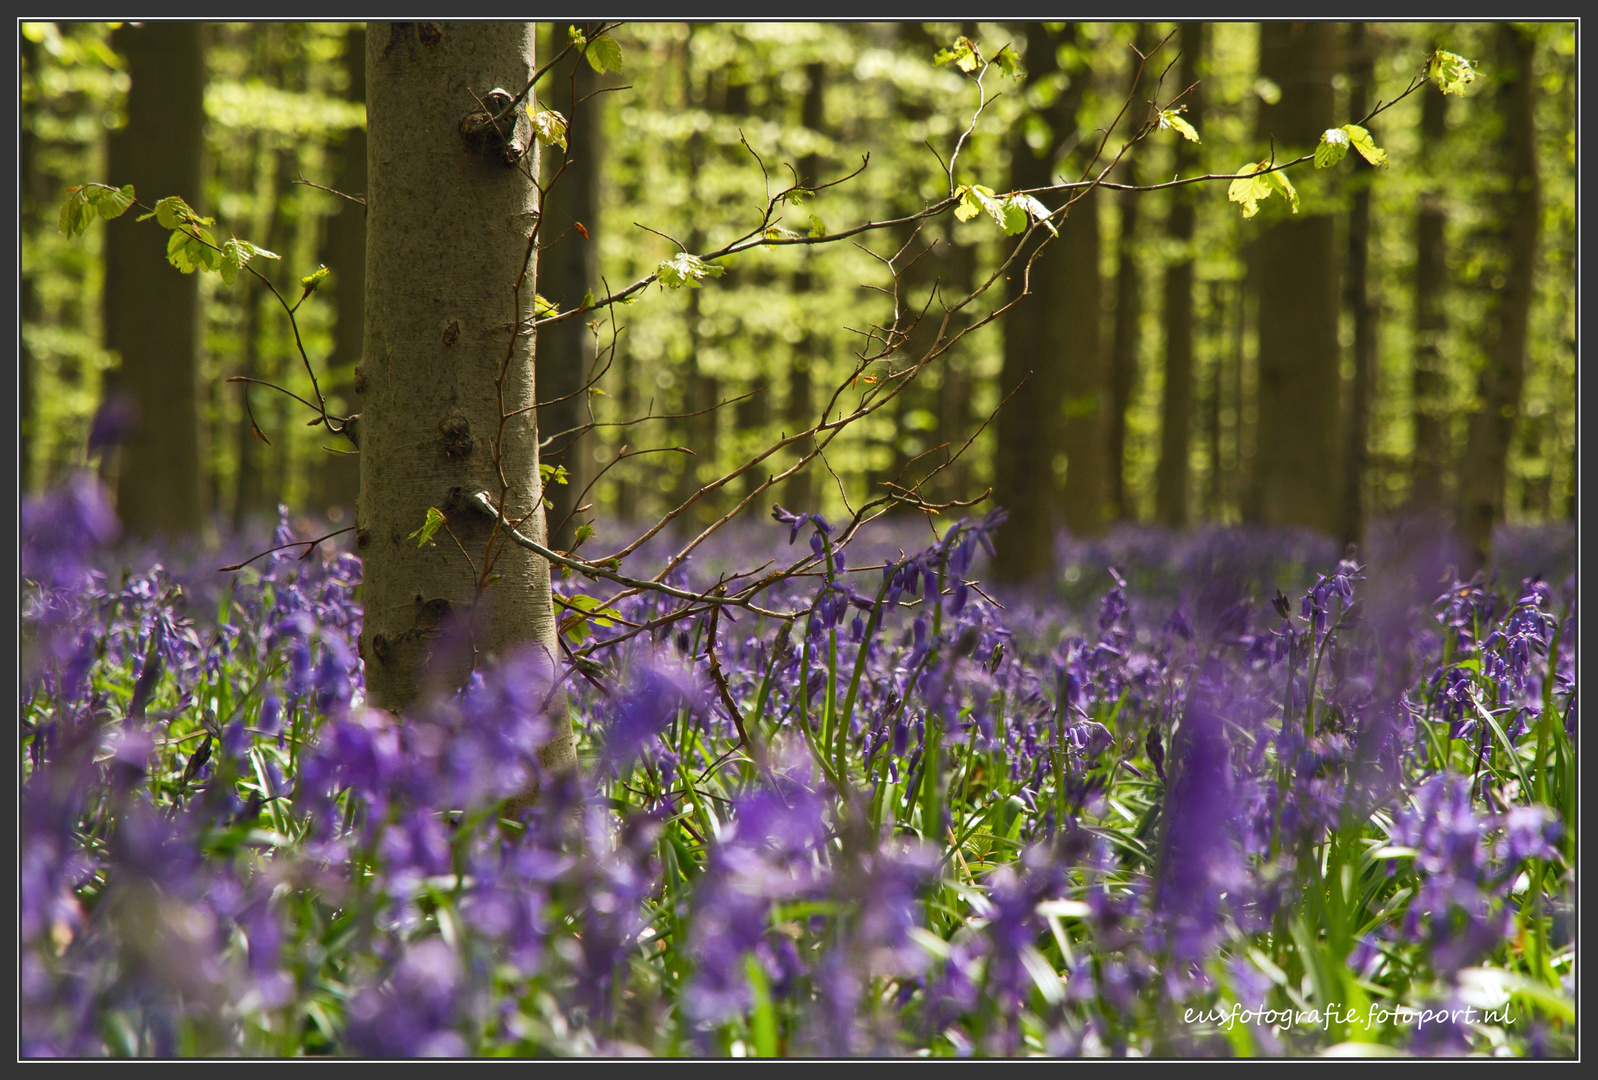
1155,22,1205,528
360,22,574,772
1457,24,1541,575
1247,22,1341,533
536,26,601,550
317,24,367,518
103,22,206,536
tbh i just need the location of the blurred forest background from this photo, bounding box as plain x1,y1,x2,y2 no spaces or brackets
19,21,1576,581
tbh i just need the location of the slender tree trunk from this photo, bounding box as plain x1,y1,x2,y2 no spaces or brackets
316,25,367,519
103,22,206,536
537,26,603,550
783,61,827,514
1340,23,1378,548
992,23,1101,579
1247,22,1341,533
1155,21,1206,528
360,23,573,774
1409,76,1452,513
1457,24,1541,575
1108,23,1154,521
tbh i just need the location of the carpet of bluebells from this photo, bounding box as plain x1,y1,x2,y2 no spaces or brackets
21,473,1575,1057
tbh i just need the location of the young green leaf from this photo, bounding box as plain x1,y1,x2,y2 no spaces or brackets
586,34,623,75
540,462,570,486
58,187,91,237
934,36,981,73
407,506,446,548
657,251,725,289
992,44,1023,79
166,225,219,274
528,104,568,151
806,213,827,238
1264,168,1299,213
1158,108,1200,143
1227,161,1274,219
953,184,993,223
573,522,596,548
1341,123,1387,167
90,183,137,220
1314,127,1350,169
1428,48,1476,96
1007,193,1058,236
300,264,331,296
580,288,597,309
534,293,559,317
565,592,622,630
567,25,587,49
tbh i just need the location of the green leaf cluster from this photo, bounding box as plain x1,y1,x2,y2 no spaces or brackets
1157,107,1200,143
407,506,446,548
954,185,1057,237
1428,48,1477,96
57,182,136,237
657,251,726,289
933,35,981,73
571,29,625,75
1227,161,1298,219
528,102,568,152
1315,124,1387,169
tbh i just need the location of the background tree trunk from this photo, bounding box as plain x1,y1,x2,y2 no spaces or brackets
1340,23,1378,548
992,22,1101,580
360,22,574,774
783,60,827,514
1457,24,1540,575
1408,75,1452,515
1107,23,1154,521
1247,21,1341,533
103,22,206,536
537,25,603,550
1155,21,1206,528
316,24,367,520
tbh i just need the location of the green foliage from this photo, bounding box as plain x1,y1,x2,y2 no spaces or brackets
220,237,280,285
407,506,446,548
1227,161,1296,218
297,263,328,295
1157,106,1200,142
585,34,624,75
528,102,568,151
934,35,981,73
1428,48,1477,96
657,251,725,289
1317,123,1388,169
953,185,1054,236
57,182,135,236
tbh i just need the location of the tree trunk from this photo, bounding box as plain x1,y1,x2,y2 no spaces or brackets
1340,23,1378,548
1247,22,1341,534
103,22,206,536
537,25,603,550
1108,23,1154,521
992,23,1101,580
360,22,574,774
1155,21,1206,528
1457,24,1541,575
1409,75,1452,514
783,60,827,514
316,24,367,520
